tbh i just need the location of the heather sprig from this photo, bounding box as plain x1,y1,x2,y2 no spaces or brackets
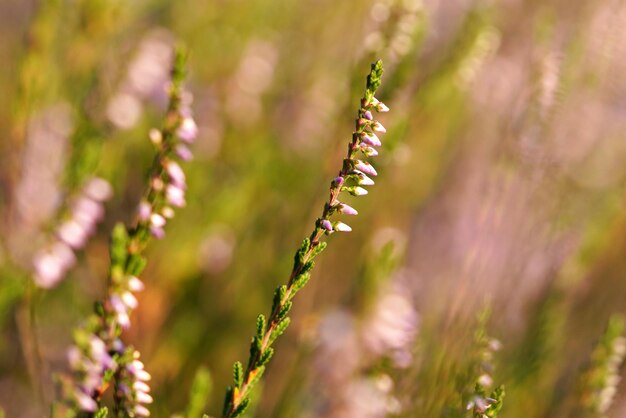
61,46,196,416
33,177,113,288
577,314,626,418
219,60,388,418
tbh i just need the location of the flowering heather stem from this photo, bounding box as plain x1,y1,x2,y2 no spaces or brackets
220,60,388,418
63,46,197,417
577,314,626,418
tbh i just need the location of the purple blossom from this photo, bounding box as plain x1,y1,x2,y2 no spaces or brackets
354,160,378,177
373,121,386,133
177,116,198,143
165,161,186,189
321,219,333,231
371,97,389,112
150,213,166,228
57,220,90,249
333,176,345,188
175,144,193,161
361,132,382,147
363,110,373,120
84,177,113,202
150,226,165,240
75,390,97,412
165,184,186,207
128,276,145,292
138,201,151,221
339,203,358,215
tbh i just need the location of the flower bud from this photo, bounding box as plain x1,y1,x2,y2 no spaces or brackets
166,184,186,207
360,132,381,147
332,176,345,188
128,276,145,292
320,219,333,231
354,160,378,177
373,121,386,133
175,144,193,161
334,222,352,232
360,145,379,157
149,129,162,145
338,203,358,216
165,161,186,189
150,214,166,228
177,116,198,143
371,97,389,112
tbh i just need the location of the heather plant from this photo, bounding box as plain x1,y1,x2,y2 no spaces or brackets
219,59,388,418
576,315,626,418
4,1,626,418
55,47,197,417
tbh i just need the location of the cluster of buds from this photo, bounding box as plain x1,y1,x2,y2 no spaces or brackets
317,61,388,236
466,327,504,418
64,48,193,416
66,334,116,412
116,348,153,417
107,275,145,330
220,60,388,418
578,315,626,416
33,177,113,288
138,89,197,240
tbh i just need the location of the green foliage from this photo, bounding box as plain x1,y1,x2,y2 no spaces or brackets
94,407,108,418
186,367,212,418
233,361,244,388
110,223,129,268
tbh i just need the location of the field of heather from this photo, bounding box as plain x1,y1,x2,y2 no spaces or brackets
2,1,626,417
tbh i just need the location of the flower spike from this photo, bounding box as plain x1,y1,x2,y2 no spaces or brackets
220,60,388,418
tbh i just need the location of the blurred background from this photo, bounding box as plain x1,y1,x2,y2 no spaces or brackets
2,0,626,417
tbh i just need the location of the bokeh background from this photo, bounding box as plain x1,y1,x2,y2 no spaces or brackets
2,0,626,417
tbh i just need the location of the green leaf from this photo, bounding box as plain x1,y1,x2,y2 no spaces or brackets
296,238,311,264
269,318,291,346
110,223,129,267
94,407,108,418
277,301,292,322
233,361,244,388
292,272,311,292
301,261,314,274
366,59,384,93
222,386,234,417
271,285,287,313
185,367,212,418
256,314,266,339
310,242,327,258
258,347,274,367
231,397,250,418
126,254,147,276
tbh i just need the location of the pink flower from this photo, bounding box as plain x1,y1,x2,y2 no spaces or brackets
339,203,358,216
354,160,378,177
361,132,381,147
177,116,198,143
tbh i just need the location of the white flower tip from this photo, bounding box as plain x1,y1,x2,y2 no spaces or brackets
334,222,352,232
373,122,386,133
150,213,166,228
340,203,358,216
354,186,369,196
128,276,145,292
149,128,162,145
